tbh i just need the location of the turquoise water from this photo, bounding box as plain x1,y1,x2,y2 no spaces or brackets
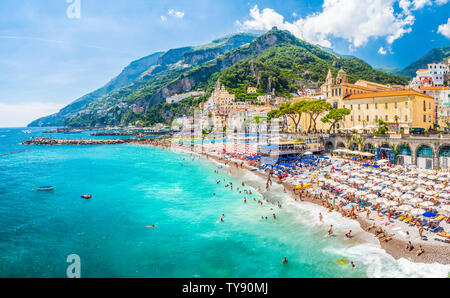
0,128,448,277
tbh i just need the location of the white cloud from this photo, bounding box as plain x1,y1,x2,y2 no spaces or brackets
435,0,449,4
168,9,185,19
378,47,387,55
0,102,65,128
239,1,416,48
160,15,168,22
437,18,450,38
411,0,432,10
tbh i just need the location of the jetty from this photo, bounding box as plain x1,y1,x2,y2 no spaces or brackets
22,137,145,146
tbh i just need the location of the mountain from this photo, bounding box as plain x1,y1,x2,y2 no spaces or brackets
29,29,408,127
373,65,403,75
28,33,259,127
399,45,450,78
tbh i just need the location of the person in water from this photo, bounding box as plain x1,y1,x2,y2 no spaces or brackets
319,213,323,222
146,225,156,228
350,261,355,269
328,225,333,236
345,230,352,238
282,257,288,264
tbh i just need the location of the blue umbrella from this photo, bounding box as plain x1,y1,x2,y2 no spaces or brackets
352,157,358,160
372,165,380,168
362,164,370,167
422,212,436,218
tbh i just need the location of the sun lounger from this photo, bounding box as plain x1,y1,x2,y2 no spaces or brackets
403,216,413,223
397,215,406,220
436,214,445,221
434,235,450,243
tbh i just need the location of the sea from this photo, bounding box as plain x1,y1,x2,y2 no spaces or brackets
0,127,448,278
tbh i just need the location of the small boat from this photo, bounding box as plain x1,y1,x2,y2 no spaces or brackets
81,194,92,200
37,186,54,191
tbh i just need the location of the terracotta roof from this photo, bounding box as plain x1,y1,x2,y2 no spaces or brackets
341,83,378,92
344,90,434,100
419,86,450,91
417,69,429,72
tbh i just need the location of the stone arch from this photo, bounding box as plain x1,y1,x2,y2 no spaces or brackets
336,142,346,149
438,144,450,169
349,143,359,151
416,144,434,169
362,143,374,153
396,144,412,166
325,141,334,151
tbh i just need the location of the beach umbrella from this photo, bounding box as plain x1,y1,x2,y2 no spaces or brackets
415,187,426,193
366,194,378,200
421,201,434,208
391,191,403,198
401,194,413,200
398,205,412,212
410,208,424,216
410,198,423,204
386,201,399,207
422,212,436,218
440,205,450,213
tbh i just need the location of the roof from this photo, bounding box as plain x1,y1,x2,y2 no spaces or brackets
417,69,429,72
419,86,450,91
344,90,434,100
341,83,379,92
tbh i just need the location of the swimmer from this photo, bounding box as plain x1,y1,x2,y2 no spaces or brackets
328,225,333,236
350,261,355,269
244,198,247,203
282,257,288,264
319,213,323,222
146,225,156,228
273,213,276,220
345,230,352,238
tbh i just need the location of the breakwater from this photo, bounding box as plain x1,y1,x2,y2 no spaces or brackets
22,137,145,145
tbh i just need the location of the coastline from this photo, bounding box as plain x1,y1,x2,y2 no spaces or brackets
142,141,450,266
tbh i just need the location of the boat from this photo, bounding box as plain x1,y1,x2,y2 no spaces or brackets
81,194,92,200
37,186,54,191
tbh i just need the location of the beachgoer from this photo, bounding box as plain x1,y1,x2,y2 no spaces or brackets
282,257,288,264
328,225,333,236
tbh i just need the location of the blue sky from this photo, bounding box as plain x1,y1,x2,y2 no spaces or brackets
0,0,449,127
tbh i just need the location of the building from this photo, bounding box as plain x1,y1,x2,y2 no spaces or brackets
247,87,258,93
418,86,450,126
427,63,449,86
341,90,435,131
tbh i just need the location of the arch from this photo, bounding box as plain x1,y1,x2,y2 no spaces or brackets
349,143,359,151
325,141,334,151
439,144,450,169
416,145,433,158
439,144,450,157
397,144,412,156
336,142,345,149
363,143,374,153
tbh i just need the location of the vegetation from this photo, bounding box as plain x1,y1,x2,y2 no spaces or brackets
320,108,351,133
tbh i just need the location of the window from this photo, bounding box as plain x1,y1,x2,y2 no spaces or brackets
423,100,426,111
358,115,361,121
385,115,388,121
366,104,369,109
424,115,426,122
339,88,341,96
385,103,388,109
405,115,408,121
429,115,431,122
358,104,360,110
351,115,354,121
375,115,378,121
366,115,369,121
375,103,378,109
405,102,408,108
395,102,397,109
429,102,431,109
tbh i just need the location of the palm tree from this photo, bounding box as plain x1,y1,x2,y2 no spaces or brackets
394,115,400,133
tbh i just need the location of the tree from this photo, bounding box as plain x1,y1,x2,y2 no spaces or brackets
277,101,308,133
375,119,389,135
320,108,351,133
304,100,333,133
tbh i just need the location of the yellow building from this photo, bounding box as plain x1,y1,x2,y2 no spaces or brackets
247,87,258,93
341,90,435,131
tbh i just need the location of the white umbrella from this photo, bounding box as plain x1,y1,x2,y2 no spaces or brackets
366,194,378,200
398,205,412,212
411,208,424,216
410,198,423,204
386,201,399,207
421,201,434,208
401,194,413,200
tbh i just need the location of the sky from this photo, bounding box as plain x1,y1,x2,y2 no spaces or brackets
0,0,449,127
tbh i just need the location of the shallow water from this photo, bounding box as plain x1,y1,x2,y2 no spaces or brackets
0,127,448,277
